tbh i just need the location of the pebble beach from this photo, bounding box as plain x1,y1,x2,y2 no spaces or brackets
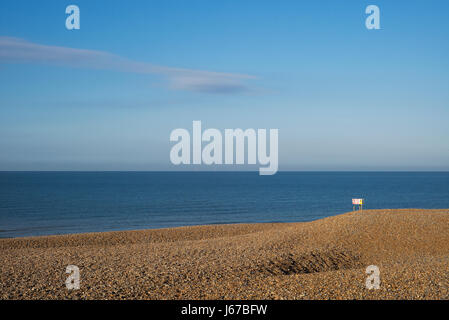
0,209,448,300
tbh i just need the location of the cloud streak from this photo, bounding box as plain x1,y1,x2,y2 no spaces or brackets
0,36,256,94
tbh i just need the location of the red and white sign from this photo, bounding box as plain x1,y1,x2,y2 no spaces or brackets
352,198,363,205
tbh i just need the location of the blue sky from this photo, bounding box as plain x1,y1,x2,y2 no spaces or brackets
0,0,448,171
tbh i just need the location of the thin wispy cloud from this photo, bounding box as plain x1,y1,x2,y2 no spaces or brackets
0,36,256,94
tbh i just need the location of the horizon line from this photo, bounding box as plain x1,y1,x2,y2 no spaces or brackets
1,170,448,173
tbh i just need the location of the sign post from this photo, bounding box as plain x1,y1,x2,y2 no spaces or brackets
352,198,364,211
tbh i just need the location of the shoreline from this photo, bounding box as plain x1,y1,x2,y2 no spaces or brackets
0,221,294,241
1,206,442,241
1,209,448,299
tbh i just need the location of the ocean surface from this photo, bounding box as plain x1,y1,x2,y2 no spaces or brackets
0,172,448,238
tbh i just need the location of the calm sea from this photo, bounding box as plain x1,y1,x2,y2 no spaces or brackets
0,172,448,238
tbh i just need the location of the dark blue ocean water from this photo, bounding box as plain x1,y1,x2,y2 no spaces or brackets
0,172,448,238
